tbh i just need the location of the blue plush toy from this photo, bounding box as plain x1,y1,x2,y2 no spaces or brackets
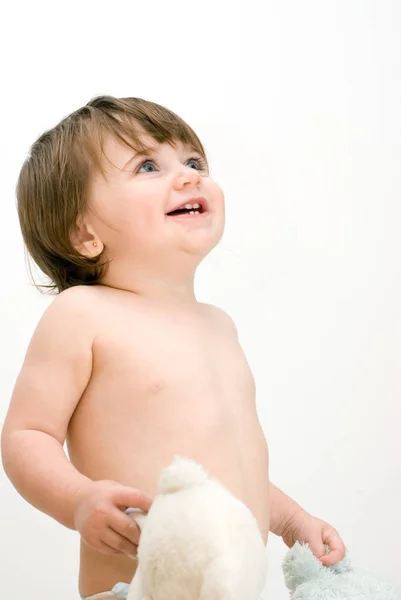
283,542,401,600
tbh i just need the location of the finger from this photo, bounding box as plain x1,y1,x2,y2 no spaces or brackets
319,528,346,566
82,537,122,557
104,526,138,558
306,539,326,561
112,486,153,513
126,508,147,532
110,507,141,546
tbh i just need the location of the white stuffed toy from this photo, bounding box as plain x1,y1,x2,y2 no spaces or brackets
126,456,268,600
283,540,401,600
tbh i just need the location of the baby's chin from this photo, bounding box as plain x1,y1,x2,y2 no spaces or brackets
175,227,224,261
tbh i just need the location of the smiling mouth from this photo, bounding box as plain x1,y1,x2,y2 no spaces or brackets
167,202,206,217
167,211,209,221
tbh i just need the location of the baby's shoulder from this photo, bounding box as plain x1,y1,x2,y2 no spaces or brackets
200,303,238,337
25,286,101,361
42,285,104,335
51,284,99,314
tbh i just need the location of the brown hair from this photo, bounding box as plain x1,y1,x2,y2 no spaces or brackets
16,95,209,294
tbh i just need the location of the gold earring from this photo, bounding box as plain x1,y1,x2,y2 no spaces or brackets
93,241,98,247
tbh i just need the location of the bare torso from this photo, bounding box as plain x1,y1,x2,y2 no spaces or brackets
66,287,270,597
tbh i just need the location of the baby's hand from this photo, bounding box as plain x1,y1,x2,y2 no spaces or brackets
281,509,346,566
73,480,152,558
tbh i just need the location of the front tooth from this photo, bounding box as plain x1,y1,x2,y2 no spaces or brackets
190,211,195,214
193,203,200,209
185,204,193,209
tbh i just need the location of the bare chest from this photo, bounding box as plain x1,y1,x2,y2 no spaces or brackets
87,307,255,414
67,303,258,483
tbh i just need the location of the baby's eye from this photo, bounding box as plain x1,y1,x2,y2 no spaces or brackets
187,156,209,172
136,156,208,174
137,159,157,173
187,158,204,170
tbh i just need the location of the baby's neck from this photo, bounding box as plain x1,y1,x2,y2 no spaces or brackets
98,270,198,307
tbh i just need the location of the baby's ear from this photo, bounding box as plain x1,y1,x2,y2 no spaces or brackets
71,219,103,258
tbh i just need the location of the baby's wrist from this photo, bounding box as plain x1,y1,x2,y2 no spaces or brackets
269,482,304,536
70,479,96,529
272,506,305,537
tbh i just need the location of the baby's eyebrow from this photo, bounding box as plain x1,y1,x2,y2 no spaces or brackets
122,151,152,170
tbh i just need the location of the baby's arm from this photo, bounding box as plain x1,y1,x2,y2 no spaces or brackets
269,482,303,536
269,484,346,565
1,287,151,556
1,288,95,528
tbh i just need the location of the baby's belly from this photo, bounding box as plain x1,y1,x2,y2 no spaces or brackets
67,390,270,596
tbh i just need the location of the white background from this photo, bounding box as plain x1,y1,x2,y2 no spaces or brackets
1,1,400,598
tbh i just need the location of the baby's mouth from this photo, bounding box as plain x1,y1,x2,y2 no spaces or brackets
167,202,205,216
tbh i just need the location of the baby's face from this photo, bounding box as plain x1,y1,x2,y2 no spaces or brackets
86,132,225,269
